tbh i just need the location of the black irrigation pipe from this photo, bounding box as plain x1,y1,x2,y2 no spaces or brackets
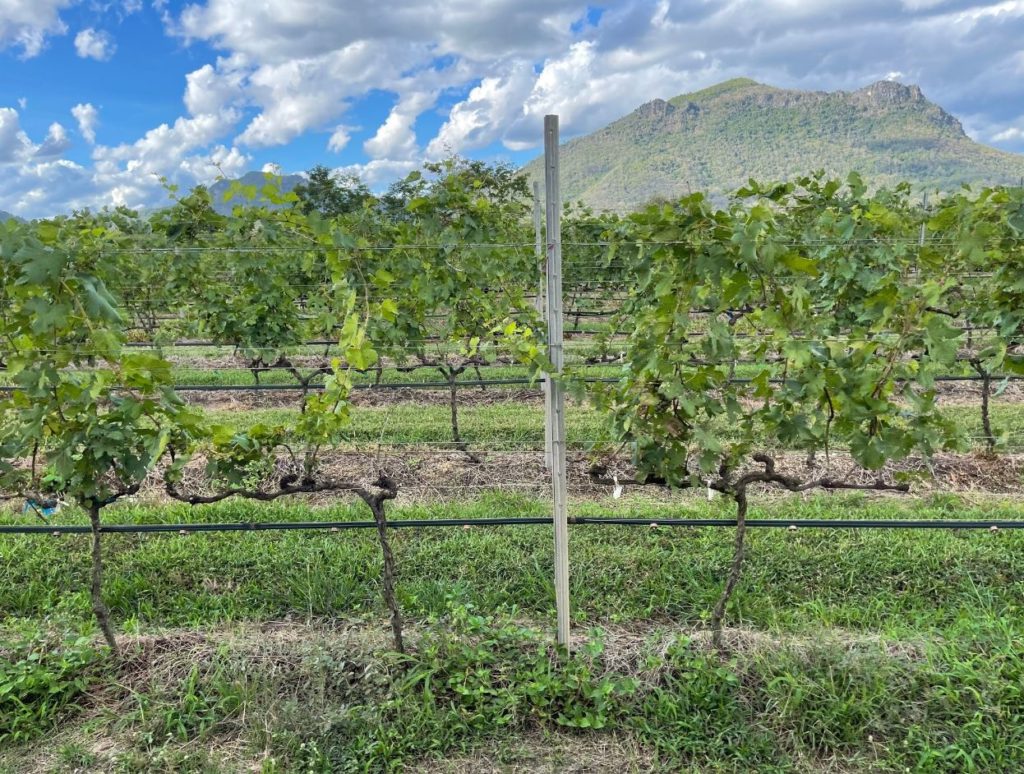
0,378,549,394
5,515,1024,536
573,517,1024,530
1,517,554,535
180,378,546,391
160,374,1024,390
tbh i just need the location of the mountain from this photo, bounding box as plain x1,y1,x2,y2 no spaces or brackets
208,170,306,215
0,210,23,223
524,78,1024,211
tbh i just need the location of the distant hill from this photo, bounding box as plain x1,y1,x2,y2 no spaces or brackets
524,78,1024,211
0,210,22,223
208,170,305,215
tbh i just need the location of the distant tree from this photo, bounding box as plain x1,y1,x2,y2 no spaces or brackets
293,165,372,218
638,193,674,209
378,157,530,222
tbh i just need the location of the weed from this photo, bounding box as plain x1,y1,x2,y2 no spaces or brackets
0,630,103,745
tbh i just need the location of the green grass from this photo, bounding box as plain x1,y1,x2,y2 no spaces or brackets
3,492,1024,636
203,399,1024,451
206,401,606,448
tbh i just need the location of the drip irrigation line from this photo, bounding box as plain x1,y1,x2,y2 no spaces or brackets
1,518,554,535
560,240,969,249
5,515,1024,536
572,517,1024,530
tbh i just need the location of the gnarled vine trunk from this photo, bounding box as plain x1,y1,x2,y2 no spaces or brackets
88,502,119,655
710,488,749,652
442,366,481,463
370,500,404,654
970,359,996,452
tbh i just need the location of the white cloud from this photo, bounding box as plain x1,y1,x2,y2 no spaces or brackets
426,63,536,157
0,109,70,163
0,108,33,163
172,0,586,153
184,56,247,115
327,125,352,152
94,110,240,175
0,0,71,57
74,27,116,60
993,126,1024,142
35,122,71,157
500,39,697,150
71,103,99,144
177,0,587,63
17,97,27,110
178,144,250,181
5,158,93,215
364,92,434,160
59,110,248,212
233,42,422,148
1,88,246,215
334,158,419,188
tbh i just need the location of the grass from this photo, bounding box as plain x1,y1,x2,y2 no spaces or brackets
203,399,1024,451
3,608,1024,772
3,491,1024,636
4,489,1024,771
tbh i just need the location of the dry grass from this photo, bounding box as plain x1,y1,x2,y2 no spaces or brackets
414,731,655,774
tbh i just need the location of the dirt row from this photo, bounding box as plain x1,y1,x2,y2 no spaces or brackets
181,386,544,411
120,447,1024,511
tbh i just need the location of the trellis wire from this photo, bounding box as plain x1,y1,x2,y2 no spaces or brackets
5,515,1024,536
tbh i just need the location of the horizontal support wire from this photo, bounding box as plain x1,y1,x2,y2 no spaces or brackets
88,236,981,251
96,242,538,254
3,375,1024,394
4,515,1024,536
6,331,1015,357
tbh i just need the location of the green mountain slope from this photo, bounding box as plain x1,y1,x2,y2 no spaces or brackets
0,210,22,223
525,78,1024,211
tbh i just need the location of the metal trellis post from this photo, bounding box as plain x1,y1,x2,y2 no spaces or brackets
544,114,570,648
534,180,553,471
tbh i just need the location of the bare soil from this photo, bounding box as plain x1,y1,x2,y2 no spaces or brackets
134,446,1024,512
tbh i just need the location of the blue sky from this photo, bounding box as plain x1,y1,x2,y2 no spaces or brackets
1,0,1023,217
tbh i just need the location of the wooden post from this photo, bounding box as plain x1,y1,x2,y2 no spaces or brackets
544,114,570,648
534,181,553,471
